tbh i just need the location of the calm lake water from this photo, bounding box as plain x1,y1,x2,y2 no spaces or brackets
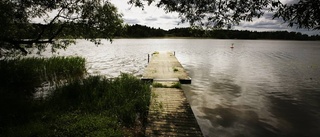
41,39,320,137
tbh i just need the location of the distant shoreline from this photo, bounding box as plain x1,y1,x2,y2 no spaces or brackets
113,37,320,41
120,24,320,41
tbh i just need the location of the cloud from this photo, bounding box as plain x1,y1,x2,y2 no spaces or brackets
124,18,140,24
111,0,319,35
281,0,298,4
145,16,158,21
236,17,320,36
160,15,174,19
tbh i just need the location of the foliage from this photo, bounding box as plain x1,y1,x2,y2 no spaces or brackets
49,74,151,124
1,0,318,56
0,0,123,56
152,51,160,55
173,67,179,72
46,74,150,136
130,0,281,28
124,24,166,37
3,112,123,137
0,57,86,130
0,56,151,136
130,0,319,30
1,0,319,56
0,57,86,93
274,0,320,30
121,25,320,40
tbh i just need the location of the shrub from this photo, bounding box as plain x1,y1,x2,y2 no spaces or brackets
48,73,151,125
0,56,86,132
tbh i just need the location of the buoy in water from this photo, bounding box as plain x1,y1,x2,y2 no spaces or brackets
230,43,234,48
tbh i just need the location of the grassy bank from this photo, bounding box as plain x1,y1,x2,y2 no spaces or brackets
0,57,86,93
0,57,151,136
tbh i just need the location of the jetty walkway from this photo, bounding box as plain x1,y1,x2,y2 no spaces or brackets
142,51,203,137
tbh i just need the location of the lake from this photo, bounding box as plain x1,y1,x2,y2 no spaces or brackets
40,39,320,137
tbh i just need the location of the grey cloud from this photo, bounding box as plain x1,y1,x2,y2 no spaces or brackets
145,16,158,21
124,18,140,24
282,0,298,4
160,15,174,19
240,18,288,30
263,12,275,19
239,19,320,35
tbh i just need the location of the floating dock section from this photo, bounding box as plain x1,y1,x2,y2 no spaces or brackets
142,51,203,136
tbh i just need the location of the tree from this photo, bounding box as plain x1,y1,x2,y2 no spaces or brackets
129,0,319,30
274,0,320,30
1,0,319,56
0,0,123,56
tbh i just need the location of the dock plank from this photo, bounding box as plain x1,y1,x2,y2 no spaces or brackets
145,88,202,136
143,52,202,137
142,51,191,84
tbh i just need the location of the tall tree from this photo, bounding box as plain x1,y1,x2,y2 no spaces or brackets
0,0,123,56
1,0,318,56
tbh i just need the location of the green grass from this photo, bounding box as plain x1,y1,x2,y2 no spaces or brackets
3,112,122,137
1,73,151,136
48,74,151,125
0,57,152,136
0,56,87,130
47,74,150,136
152,51,159,55
0,56,86,93
173,67,179,72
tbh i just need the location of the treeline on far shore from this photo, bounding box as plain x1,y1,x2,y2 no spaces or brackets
26,23,320,40
123,24,320,40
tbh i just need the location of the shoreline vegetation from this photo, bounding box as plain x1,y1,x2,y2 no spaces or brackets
0,57,151,136
122,24,320,40
27,23,320,41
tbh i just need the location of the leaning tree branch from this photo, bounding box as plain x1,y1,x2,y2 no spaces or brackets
35,7,66,41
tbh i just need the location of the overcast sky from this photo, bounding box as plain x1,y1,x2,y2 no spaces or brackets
110,0,319,36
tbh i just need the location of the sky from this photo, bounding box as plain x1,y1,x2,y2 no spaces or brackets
110,0,320,36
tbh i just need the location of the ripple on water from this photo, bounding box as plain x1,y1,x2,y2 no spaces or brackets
32,39,320,137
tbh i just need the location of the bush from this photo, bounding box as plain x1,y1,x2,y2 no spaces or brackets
0,56,151,136
3,112,122,137
0,56,86,93
48,73,151,125
0,56,86,133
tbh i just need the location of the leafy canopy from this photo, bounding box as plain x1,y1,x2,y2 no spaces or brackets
129,0,319,30
1,0,319,56
0,0,123,56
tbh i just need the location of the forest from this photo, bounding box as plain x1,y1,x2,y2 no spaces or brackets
123,24,320,40
10,23,320,41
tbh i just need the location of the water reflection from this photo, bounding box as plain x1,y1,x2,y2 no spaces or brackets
200,105,279,137
32,39,320,137
179,40,320,137
269,95,320,136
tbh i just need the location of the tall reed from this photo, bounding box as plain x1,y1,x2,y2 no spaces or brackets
0,56,86,130
0,57,152,136
48,73,151,125
0,56,86,93
2,74,151,136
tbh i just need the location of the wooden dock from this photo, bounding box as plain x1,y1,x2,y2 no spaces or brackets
142,51,203,137
142,51,191,84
